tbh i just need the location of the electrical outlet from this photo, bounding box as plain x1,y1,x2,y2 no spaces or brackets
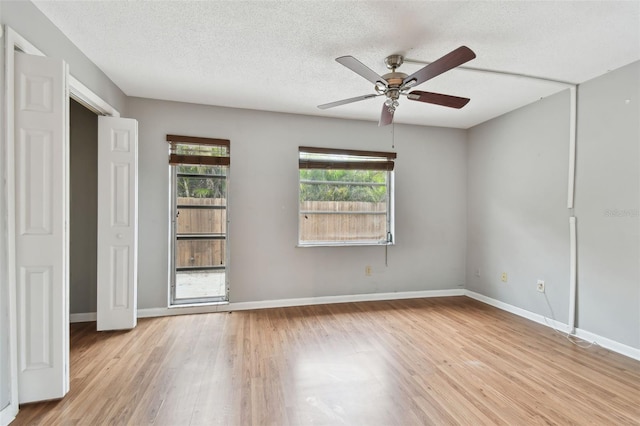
537,280,545,293
475,269,481,277
365,265,372,276
501,272,508,282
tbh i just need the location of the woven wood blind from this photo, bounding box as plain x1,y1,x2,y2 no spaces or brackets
167,134,230,166
298,146,396,171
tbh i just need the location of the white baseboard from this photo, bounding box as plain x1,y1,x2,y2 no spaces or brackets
228,289,465,311
137,289,466,318
464,290,571,332
574,328,640,361
464,290,640,362
69,312,96,323
1,403,17,426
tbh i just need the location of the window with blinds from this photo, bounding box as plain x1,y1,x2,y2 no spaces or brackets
167,134,230,304
298,146,395,246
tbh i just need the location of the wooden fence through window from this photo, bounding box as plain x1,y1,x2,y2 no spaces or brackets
176,197,226,268
299,201,387,241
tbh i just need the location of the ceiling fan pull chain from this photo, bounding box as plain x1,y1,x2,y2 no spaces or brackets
392,123,395,149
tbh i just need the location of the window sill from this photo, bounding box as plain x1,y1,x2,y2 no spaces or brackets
297,242,395,248
168,300,229,309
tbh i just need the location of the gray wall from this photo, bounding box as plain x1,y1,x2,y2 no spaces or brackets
0,0,9,412
574,61,639,348
69,99,98,314
467,61,639,349
127,97,468,308
1,1,127,114
466,90,571,323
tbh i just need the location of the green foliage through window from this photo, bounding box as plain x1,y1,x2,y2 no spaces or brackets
177,165,227,199
299,169,387,203
174,143,228,199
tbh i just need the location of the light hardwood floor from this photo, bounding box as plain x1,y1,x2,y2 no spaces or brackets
12,297,640,425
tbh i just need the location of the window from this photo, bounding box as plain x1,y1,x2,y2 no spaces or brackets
298,146,395,246
167,134,229,305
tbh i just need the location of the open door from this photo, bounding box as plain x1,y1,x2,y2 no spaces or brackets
14,52,69,403
96,117,138,331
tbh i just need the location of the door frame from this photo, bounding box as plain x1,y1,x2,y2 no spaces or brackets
2,26,120,421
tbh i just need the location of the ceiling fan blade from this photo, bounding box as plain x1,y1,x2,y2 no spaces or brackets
402,46,476,88
336,56,386,85
378,104,394,126
317,94,379,110
407,91,470,109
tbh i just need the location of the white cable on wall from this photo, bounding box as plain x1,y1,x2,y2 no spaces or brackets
569,216,577,333
567,87,577,209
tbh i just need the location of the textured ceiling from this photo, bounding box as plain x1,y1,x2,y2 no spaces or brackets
34,1,640,129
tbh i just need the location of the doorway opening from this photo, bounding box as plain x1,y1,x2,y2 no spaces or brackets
69,99,98,318
170,160,229,305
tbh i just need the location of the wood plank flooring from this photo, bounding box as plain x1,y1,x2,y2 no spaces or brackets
12,297,640,425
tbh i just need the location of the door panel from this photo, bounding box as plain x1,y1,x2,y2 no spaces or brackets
97,117,138,331
14,52,69,403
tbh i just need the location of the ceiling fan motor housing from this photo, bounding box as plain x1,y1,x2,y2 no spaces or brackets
381,72,407,110
382,55,407,101
382,72,408,88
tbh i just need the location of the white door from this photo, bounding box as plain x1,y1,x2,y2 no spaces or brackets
14,52,69,403
96,117,138,331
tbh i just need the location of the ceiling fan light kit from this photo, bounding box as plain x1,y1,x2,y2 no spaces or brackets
318,46,477,126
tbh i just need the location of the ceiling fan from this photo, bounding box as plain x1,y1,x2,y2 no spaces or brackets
318,46,476,126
